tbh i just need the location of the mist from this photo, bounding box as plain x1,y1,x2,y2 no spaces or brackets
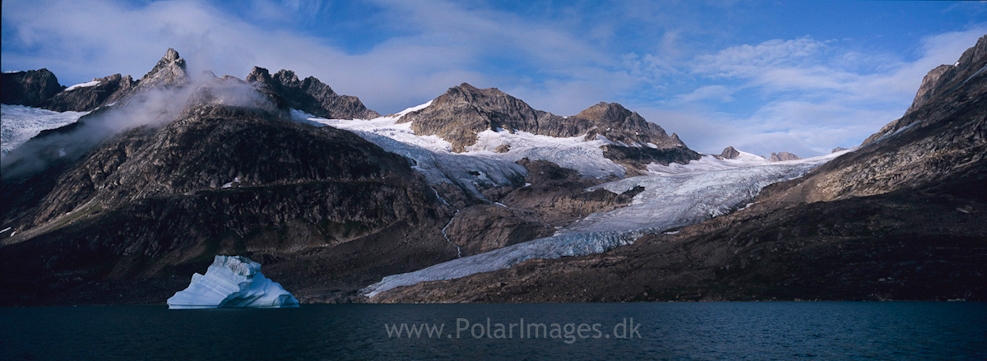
0,72,277,181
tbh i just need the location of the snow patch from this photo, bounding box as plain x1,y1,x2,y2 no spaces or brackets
64,80,101,92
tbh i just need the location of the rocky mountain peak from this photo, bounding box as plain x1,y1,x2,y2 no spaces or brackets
719,146,740,159
246,66,272,83
769,152,801,162
273,69,304,87
435,83,533,114
670,133,685,146
246,66,379,120
401,83,541,152
135,48,189,91
1,68,63,107
574,102,631,123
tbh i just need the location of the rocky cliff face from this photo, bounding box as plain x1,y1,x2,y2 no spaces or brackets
246,67,379,120
1,69,63,107
372,35,987,303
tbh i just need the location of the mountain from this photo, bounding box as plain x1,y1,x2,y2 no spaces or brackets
769,152,801,162
370,35,987,303
246,67,379,120
718,146,741,159
2,48,687,305
42,73,136,112
0,50,455,305
398,83,699,169
1,69,63,107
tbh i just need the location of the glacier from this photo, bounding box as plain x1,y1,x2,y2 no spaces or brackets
167,255,300,309
361,150,849,298
291,101,631,202
1,104,90,155
293,107,526,201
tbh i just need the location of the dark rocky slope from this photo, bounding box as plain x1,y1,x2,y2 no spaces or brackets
372,35,987,303
0,98,454,305
0,53,450,306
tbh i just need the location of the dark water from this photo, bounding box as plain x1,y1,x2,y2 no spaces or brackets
1,302,985,360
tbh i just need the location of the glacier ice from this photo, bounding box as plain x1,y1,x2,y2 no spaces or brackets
292,107,527,200
1,104,90,155
167,255,299,309
361,151,850,298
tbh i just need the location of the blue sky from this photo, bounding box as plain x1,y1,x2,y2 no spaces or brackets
3,0,985,157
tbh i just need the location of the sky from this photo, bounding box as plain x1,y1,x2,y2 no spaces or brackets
2,0,986,157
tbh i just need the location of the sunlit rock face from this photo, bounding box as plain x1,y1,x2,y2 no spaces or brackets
167,255,299,309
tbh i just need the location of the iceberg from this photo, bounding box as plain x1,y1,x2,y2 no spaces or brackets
167,255,300,309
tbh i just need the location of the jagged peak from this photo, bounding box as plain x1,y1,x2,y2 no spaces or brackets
163,48,180,62
719,146,740,159
670,133,683,145
574,102,640,126
247,66,271,81
273,69,300,83
135,48,188,89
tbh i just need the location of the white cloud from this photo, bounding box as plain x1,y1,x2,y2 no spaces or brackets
0,0,614,115
660,27,987,156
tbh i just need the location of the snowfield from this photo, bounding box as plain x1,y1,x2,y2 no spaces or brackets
1,104,90,155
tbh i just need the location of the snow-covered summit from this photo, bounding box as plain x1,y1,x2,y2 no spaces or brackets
167,255,299,309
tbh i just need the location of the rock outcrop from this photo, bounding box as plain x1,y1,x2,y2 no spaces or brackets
43,74,135,112
719,146,741,159
246,67,379,120
1,69,63,107
769,152,801,162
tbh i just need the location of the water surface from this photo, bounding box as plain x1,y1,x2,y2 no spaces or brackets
1,302,984,360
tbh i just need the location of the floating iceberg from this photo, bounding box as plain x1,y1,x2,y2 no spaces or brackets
167,255,299,309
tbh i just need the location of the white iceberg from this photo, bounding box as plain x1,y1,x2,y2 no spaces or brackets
167,255,300,309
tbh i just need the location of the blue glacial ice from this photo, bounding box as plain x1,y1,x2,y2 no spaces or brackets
167,255,299,309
